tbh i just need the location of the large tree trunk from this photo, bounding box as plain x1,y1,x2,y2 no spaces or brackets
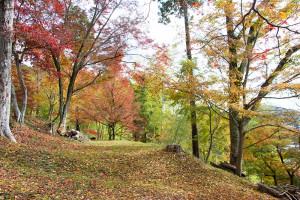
182,0,199,158
52,54,65,133
229,109,239,166
57,64,78,134
58,78,75,133
0,0,16,142
235,123,245,176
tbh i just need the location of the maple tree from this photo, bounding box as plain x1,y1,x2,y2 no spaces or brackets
14,0,149,134
26,68,59,123
10,0,28,125
193,0,300,176
76,74,140,140
244,127,299,185
0,0,17,142
11,0,67,125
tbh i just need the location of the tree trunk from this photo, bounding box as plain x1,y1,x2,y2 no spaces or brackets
225,0,242,167
205,109,213,163
47,100,54,121
76,119,80,131
273,175,278,186
0,0,16,142
57,67,78,134
181,0,199,158
52,54,65,133
16,64,27,124
141,132,147,143
112,123,116,140
288,173,294,185
11,83,21,121
229,109,239,166
133,132,138,141
12,49,27,124
235,124,244,176
108,125,112,140
35,103,40,117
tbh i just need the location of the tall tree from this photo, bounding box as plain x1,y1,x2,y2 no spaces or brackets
195,0,300,175
78,74,140,140
52,0,147,133
15,0,149,133
0,0,16,142
158,0,202,158
9,0,32,124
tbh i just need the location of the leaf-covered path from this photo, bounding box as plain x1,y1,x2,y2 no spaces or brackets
0,125,275,199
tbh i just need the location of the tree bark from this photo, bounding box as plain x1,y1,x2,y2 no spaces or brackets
12,49,27,124
75,119,80,131
58,73,76,133
56,61,79,134
288,173,294,185
229,109,239,166
0,0,16,142
181,0,199,158
11,83,21,121
235,122,245,176
273,175,278,186
112,123,116,140
15,59,27,124
108,125,112,140
205,109,213,163
225,0,243,167
47,97,55,121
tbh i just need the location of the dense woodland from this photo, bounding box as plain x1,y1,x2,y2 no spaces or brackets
0,0,299,190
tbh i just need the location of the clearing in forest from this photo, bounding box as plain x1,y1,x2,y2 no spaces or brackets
0,125,275,199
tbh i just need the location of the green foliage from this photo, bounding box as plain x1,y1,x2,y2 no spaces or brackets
134,84,163,142
197,105,229,163
244,127,300,186
158,0,203,24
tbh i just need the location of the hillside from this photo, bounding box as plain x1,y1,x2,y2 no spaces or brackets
0,124,275,199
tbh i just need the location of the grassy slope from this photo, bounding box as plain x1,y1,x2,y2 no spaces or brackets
0,124,275,199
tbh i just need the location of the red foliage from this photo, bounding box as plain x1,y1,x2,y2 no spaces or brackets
86,129,98,136
266,24,276,32
80,74,141,133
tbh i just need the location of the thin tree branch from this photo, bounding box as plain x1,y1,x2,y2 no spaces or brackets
244,130,279,149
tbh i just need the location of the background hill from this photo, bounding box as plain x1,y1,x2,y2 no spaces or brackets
0,123,275,199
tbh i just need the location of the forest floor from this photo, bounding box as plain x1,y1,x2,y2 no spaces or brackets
0,119,275,199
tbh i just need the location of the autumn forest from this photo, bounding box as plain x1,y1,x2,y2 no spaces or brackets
0,0,299,198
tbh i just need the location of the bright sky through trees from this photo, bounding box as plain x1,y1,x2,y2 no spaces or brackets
139,0,300,110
